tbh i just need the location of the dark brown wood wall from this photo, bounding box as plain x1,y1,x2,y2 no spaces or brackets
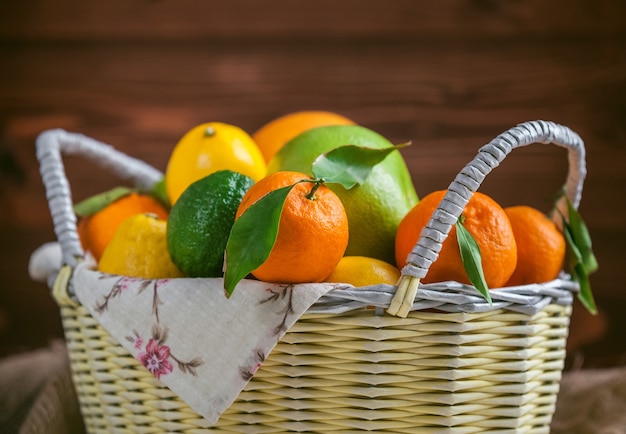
1,0,625,363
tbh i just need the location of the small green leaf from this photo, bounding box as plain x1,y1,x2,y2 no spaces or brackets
563,221,598,314
563,220,583,266
456,219,492,305
574,262,597,314
311,142,410,189
73,186,132,217
223,183,296,297
149,177,170,209
566,199,598,273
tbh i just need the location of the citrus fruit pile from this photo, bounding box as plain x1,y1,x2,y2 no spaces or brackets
73,109,596,309
395,190,568,289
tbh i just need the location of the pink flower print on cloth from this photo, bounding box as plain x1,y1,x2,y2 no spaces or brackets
128,325,203,380
139,338,174,379
95,276,142,313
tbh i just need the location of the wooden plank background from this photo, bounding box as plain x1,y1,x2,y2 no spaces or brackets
1,0,625,365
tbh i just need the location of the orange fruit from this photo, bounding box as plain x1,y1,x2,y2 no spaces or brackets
252,110,355,163
504,205,566,286
395,190,517,288
78,192,169,262
235,171,349,283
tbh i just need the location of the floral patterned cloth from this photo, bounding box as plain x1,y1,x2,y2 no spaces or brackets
71,260,339,424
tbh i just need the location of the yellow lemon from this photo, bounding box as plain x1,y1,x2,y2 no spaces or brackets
165,122,266,205
98,213,184,279
324,256,401,287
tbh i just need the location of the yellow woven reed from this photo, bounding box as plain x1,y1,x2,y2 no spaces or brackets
55,279,570,434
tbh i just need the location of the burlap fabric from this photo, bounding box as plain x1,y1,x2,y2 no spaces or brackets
0,341,85,434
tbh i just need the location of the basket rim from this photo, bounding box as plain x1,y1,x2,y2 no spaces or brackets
63,258,578,316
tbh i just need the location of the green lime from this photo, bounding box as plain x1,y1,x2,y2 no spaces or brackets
267,125,418,264
167,170,255,277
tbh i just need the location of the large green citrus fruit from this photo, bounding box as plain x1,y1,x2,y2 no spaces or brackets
167,170,255,277
267,125,418,264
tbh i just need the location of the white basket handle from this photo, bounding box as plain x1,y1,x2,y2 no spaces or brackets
36,129,163,269
388,120,586,317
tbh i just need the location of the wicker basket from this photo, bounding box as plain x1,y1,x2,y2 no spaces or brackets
34,120,585,433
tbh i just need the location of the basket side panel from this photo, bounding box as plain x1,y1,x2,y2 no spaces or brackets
59,301,571,433
220,305,571,432
59,303,112,434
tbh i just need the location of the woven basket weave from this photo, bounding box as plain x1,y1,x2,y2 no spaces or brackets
35,120,585,433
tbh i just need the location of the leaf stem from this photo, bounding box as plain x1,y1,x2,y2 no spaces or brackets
305,179,324,200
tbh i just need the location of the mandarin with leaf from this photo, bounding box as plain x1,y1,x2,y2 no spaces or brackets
234,171,349,284
395,190,517,288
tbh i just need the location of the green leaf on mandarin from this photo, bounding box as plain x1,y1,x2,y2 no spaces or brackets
224,183,296,297
73,186,133,217
563,218,598,314
456,218,492,305
311,142,410,189
566,198,599,274
149,177,170,208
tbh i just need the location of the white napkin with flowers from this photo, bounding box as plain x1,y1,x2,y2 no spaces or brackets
71,259,339,424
